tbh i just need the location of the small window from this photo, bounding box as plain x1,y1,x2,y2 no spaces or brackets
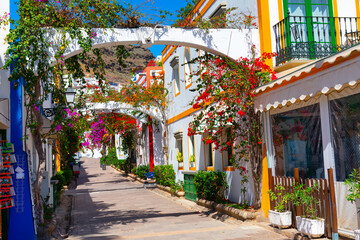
170,56,180,96
175,131,183,170
222,128,234,171
188,135,196,170
203,133,214,170
184,48,192,88
210,4,227,27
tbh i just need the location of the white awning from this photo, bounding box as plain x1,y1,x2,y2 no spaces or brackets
254,45,360,112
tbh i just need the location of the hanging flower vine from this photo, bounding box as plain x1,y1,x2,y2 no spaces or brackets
187,47,277,208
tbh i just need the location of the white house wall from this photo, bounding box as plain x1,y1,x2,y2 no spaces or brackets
0,3,10,139
163,0,261,205
153,122,165,166
337,0,357,17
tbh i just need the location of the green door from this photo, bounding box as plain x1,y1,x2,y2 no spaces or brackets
184,174,196,201
283,0,336,58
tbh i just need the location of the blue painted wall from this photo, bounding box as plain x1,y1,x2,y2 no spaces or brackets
8,0,36,239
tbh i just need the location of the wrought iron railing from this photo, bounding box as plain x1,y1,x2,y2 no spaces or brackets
273,15,360,66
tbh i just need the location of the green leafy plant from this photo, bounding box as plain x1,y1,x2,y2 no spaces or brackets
153,165,175,187
189,154,195,163
170,180,184,195
193,171,228,201
176,151,183,162
291,183,320,219
101,147,119,166
134,165,150,180
345,169,360,205
267,183,290,212
187,48,276,208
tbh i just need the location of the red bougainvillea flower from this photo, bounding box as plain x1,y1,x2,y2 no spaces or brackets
205,139,213,144
238,110,245,116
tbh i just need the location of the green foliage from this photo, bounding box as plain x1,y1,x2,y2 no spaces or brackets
193,171,228,201
176,151,183,162
216,198,253,210
63,168,73,185
43,203,53,221
134,165,150,180
291,183,320,219
51,169,72,192
131,166,137,174
52,172,66,192
170,180,184,195
345,169,360,204
189,154,195,163
267,183,290,213
114,159,131,172
174,4,256,32
187,48,276,208
153,165,175,187
100,147,119,165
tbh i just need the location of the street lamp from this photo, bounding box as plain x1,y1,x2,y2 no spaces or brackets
65,87,76,105
42,88,77,117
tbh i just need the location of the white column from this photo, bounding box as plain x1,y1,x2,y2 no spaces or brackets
262,111,275,175
319,95,335,180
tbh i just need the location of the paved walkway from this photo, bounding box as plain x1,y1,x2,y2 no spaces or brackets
67,158,288,240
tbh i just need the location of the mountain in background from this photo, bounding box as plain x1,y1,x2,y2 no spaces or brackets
84,45,155,85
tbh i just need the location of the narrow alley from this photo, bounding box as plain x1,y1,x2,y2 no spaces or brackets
66,158,287,240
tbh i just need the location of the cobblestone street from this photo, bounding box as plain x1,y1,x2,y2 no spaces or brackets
66,158,287,240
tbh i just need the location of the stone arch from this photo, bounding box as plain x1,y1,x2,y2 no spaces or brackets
46,27,259,62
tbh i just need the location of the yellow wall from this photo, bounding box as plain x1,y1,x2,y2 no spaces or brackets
257,0,272,217
260,144,270,217
257,0,273,69
56,140,61,172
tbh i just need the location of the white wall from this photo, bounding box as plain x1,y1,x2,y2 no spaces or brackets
162,0,261,205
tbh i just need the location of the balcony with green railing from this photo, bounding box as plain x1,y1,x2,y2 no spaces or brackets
273,15,360,66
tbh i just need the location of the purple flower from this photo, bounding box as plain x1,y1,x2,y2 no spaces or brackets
56,125,62,131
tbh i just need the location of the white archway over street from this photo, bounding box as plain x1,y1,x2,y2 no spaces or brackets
46,27,259,120
46,27,259,62
86,101,163,123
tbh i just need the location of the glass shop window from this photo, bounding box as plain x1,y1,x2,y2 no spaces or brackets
271,103,324,178
330,93,360,181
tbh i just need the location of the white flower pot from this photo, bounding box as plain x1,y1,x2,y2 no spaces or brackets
354,229,360,240
296,216,324,238
268,210,292,228
178,162,183,168
190,162,195,168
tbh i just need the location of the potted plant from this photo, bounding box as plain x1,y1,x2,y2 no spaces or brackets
345,169,360,239
267,183,292,228
291,183,324,238
176,151,183,168
189,154,196,168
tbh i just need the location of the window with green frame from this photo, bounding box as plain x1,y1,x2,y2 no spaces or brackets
283,0,336,54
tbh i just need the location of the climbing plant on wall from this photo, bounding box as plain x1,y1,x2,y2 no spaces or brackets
86,72,170,162
187,47,277,208
4,0,144,225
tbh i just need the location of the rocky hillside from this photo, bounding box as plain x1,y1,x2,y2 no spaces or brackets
84,45,154,85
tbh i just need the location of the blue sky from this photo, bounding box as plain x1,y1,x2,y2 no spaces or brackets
127,0,189,56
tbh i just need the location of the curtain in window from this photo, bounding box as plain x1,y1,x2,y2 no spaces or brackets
271,104,324,178
330,93,360,181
